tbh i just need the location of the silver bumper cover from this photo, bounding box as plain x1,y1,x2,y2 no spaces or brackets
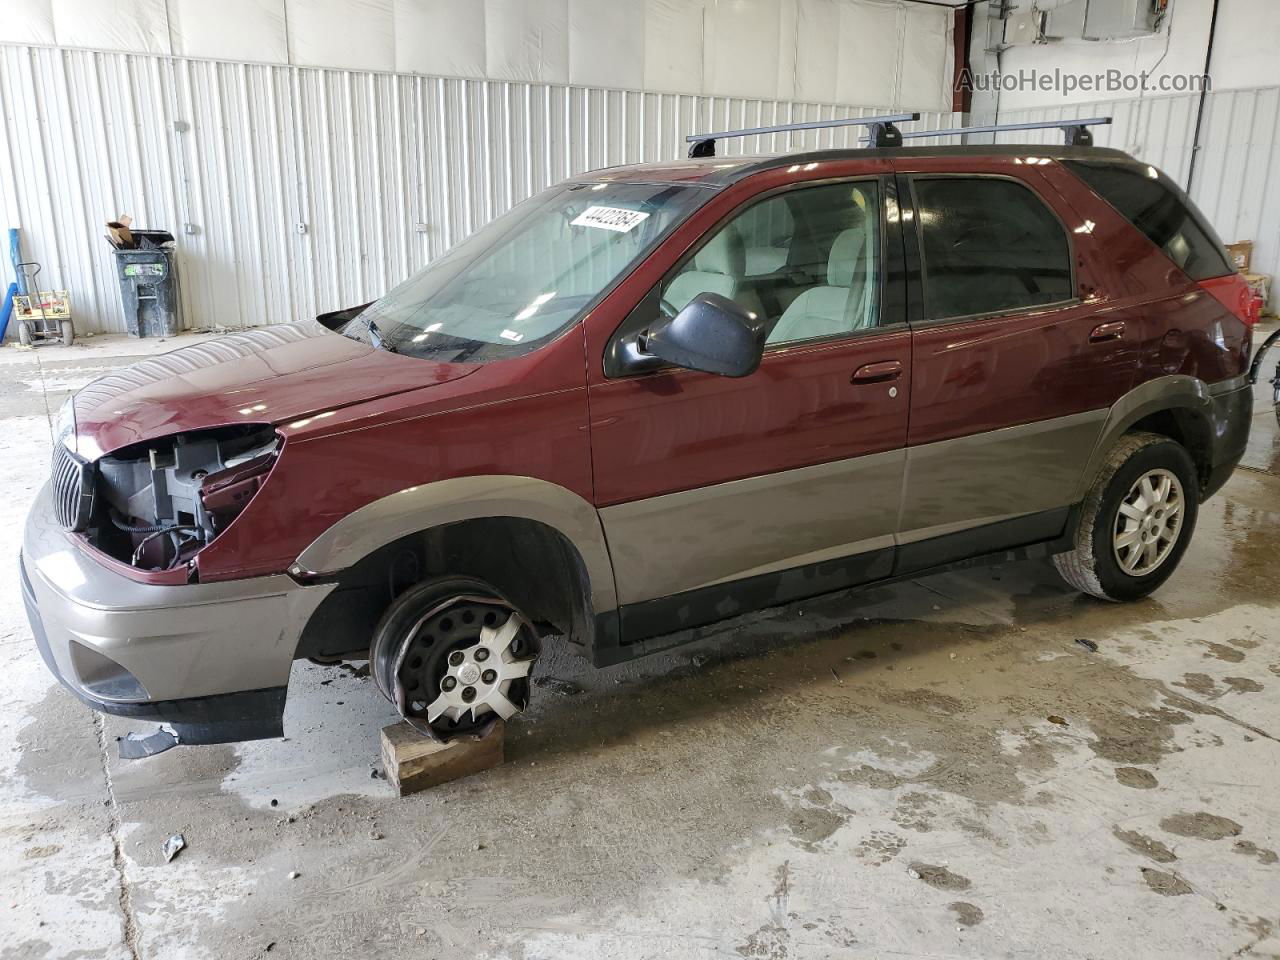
21,483,334,736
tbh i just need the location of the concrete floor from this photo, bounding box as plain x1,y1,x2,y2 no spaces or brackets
3,327,1279,960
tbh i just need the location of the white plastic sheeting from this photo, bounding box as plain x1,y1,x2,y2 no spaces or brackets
0,0,955,106
170,0,290,66
0,44,963,334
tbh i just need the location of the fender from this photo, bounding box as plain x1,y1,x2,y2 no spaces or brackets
293,475,620,617
1073,374,1233,502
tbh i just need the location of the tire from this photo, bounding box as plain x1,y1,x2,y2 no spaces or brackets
17,320,32,346
369,575,538,741
60,319,74,347
1053,431,1199,602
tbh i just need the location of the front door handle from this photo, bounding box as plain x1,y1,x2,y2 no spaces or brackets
1089,321,1126,343
851,360,903,384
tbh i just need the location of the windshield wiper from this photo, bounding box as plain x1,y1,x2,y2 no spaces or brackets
363,317,397,353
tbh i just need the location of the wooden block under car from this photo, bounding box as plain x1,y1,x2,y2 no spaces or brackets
380,720,505,796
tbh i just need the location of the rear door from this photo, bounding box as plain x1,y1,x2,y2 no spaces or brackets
894,158,1140,568
584,171,911,639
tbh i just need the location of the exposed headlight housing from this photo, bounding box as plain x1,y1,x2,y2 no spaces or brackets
81,425,280,571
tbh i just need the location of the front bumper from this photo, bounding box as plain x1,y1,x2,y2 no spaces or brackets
20,483,335,743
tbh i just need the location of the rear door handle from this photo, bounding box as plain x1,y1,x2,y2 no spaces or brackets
1089,321,1126,343
851,360,903,384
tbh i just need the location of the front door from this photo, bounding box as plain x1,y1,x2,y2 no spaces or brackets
586,174,912,641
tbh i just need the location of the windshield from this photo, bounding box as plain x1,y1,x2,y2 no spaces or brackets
345,181,709,362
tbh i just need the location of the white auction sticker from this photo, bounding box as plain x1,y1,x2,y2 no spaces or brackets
571,206,650,233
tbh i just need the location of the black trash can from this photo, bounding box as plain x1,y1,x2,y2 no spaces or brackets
108,230,181,338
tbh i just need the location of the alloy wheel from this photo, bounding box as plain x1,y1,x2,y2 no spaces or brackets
1112,468,1184,577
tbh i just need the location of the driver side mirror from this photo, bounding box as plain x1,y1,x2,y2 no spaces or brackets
640,292,766,378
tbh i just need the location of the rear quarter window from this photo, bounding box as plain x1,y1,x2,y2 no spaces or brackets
1062,160,1233,282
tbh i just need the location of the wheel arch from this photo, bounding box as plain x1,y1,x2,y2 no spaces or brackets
1074,375,1216,502
292,476,618,661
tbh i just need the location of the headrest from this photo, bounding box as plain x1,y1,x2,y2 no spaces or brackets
827,227,867,287
693,224,746,277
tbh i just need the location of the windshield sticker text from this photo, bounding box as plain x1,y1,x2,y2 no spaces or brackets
571,206,650,233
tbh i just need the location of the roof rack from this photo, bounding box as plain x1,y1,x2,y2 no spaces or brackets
686,112,920,158
875,116,1113,147
686,114,1113,158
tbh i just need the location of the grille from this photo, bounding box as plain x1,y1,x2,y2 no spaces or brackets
51,442,94,531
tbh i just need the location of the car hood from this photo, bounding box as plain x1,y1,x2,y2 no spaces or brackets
72,320,478,458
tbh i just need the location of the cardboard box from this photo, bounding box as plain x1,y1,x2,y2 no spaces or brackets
1244,273,1271,315
1225,240,1252,273
106,214,134,249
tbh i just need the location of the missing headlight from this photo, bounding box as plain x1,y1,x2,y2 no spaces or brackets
88,425,279,571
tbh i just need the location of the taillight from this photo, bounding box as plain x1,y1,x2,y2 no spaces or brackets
1198,273,1256,327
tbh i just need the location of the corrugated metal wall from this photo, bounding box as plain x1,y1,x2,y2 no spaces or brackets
5,41,1280,334
0,44,962,335
970,89,1280,306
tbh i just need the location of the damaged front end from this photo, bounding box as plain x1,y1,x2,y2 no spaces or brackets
60,419,280,576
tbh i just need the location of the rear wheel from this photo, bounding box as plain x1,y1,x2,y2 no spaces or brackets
370,576,539,741
60,319,74,346
1053,431,1199,602
17,320,32,346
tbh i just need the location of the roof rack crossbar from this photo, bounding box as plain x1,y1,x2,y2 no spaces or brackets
686,112,920,158
864,116,1112,147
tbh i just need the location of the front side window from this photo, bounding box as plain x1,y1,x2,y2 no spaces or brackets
914,177,1073,321
345,181,708,362
660,180,881,347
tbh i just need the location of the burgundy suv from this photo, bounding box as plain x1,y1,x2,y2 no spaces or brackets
22,140,1254,745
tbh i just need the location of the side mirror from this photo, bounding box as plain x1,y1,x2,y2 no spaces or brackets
640,292,765,378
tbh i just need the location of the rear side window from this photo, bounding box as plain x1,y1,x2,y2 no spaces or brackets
913,177,1073,321
1063,160,1232,281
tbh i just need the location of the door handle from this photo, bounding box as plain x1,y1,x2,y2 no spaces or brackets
851,360,903,384
1089,321,1126,343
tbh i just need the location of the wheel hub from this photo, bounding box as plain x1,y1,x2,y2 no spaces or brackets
1113,467,1184,577
424,612,532,725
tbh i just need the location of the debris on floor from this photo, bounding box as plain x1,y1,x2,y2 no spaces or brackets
533,676,582,696
1141,867,1194,897
1075,638,1099,652
906,863,971,891
162,833,186,862
119,726,180,759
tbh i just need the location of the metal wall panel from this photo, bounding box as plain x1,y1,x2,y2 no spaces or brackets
0,44,962,334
